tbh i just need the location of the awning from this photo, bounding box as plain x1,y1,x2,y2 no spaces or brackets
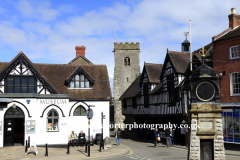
0,98,13,108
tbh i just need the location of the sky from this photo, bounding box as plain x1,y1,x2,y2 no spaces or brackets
0,0,240,96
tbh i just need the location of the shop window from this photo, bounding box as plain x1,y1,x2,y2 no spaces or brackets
230,45,239,59
124,57,130,66
231,72,240,95
69,74,91,88
73,106,87,116
47,109,59,131
6,76,35,93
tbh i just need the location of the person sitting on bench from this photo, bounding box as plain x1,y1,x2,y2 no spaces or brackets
78,130,86,146
69,131,78,147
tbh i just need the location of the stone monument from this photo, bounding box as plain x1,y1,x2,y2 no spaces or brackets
188,47,225,160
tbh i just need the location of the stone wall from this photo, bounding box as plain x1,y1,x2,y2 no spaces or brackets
113,42,140,129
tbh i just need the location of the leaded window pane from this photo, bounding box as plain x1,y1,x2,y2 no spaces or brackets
8,87,13,93
80,82,84,88
8,77,13,85
75,82,79,88
232,72,240,94
15,77,20,85
80,75,84,81
22,78,27,85
15,87,20,93
28,87,34,93
29,77,34,85
75,75,79,81
80,107,86,116
85,81,89,88
73,107,80,116
70,81,74,88
22,87,27,93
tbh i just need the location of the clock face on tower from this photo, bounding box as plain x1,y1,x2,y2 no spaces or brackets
196,82,215,101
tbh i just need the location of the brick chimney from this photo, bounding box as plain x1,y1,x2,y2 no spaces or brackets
75,46,86,57
228,8,240,29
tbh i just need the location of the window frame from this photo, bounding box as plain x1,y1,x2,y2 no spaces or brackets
73,106,87,116
124,57,130,66
47,109,59,132
68,74,92,89
230,72,240,96
229,45,239,59
5,76,36,93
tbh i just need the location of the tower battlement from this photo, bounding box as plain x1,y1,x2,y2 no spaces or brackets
114,42,140,50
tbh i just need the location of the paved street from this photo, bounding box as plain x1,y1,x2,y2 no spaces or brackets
105,137,240,160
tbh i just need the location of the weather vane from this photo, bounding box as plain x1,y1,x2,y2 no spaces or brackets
183,32,189,40
199,46,206,57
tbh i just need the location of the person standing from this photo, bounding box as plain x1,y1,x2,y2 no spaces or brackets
69,131,78,147
153,128,159,147
116,128,121,146
165,128,170,147
139,128,144,140
170,128,175,145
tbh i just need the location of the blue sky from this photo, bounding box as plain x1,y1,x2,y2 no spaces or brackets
0,0,240,95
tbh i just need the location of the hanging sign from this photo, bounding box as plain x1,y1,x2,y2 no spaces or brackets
87,108,94,119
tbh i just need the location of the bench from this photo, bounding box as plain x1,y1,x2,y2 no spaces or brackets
68,135,95,147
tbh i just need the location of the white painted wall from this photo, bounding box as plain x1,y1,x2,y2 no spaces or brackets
0,98,110,147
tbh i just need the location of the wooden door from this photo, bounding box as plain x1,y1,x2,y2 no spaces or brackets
4,119,15,146
200,139,213,160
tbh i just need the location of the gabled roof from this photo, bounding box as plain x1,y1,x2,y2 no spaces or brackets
144,63,163,83
120,75,141,99
168,51,190,74
68,54,93,65
0,53,112,100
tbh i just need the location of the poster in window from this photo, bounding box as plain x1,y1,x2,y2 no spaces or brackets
26,120,36,134
233,111,240,143
226,112,234,142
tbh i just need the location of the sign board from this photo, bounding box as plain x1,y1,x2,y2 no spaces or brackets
34,143,38,155
0,121,2,135
26,120,36,134
87,108,93,119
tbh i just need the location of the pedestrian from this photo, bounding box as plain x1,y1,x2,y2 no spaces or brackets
153,128,159,147
165,127,170,147
170,128,175,145
146,128,150,140
139,128,144,140
115,128,121,146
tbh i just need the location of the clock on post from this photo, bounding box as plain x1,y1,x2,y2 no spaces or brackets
191,47,220,103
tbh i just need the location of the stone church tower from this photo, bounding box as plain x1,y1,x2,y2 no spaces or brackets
113,42,140,128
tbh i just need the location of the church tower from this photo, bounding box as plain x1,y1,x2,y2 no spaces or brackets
113,42,140,128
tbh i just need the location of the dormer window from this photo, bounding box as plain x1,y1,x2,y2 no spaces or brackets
124,57,130,66
69,74,91,88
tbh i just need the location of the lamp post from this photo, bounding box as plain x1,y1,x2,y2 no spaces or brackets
86,105,94,157
100,112,106,151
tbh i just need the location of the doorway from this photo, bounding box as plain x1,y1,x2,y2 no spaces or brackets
4,106,25,146
200,139,214,160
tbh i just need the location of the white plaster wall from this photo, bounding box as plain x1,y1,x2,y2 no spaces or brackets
0,98,110,147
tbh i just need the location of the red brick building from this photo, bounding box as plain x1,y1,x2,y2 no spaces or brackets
212,8,240,143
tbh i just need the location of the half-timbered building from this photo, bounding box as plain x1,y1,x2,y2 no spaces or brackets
0,47,111,147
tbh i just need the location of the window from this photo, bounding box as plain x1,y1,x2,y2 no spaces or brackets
124,57,130,66
143,83,149,108
231,72,240,95
69,74,91,88
47,109,59,131
6,76,35,93
73,106,87,116
230,46,239,59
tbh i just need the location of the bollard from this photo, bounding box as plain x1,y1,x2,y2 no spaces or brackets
85,143,87,153
67,143,70,154
99,141,101,152
28,136,30,148
88,143,90,157
45,143,48,156
25,140,28,153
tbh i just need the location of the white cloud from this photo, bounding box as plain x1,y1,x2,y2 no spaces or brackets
1,0,240,97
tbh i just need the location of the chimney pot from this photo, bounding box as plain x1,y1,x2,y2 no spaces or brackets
231,8,236,14
75,46,86,57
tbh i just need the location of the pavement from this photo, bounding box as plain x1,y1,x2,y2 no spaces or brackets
0,140,130,160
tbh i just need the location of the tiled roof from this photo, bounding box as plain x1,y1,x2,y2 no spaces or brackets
145,63,163,83
120,75,141,99
149,82,163,95
0,60,112,100
168,51,190,74
214,26,240,42
68,54,93,64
